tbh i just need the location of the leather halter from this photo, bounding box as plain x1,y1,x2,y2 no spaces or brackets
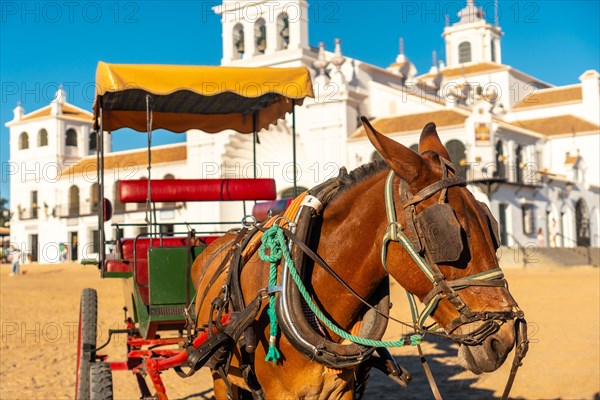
381,159,525,345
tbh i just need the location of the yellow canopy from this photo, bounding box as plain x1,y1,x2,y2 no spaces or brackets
93,62,314,133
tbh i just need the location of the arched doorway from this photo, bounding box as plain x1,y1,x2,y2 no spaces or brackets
515,145,523,183
576,198,591,246
68,185,80,216
445,140,467,179
90,183,99,213
495,140,506,178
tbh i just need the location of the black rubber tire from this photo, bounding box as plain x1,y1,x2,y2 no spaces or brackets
75,288,98,400
90,362,113,400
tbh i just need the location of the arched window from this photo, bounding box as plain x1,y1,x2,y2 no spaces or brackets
409,144,419,153
491,39,496,62
494,140,506,178
19,132,29,149
162,174,176,209
38,129,48,147
68,185,80,216
576,199,591,246
277,13,289,50
89,131,97,153
114,181,125,214
66,128,78,147
255,18,267,54
458,41,472,63
445,140,468,179
515,145,523,183
90,183,99,213
232,23,245,59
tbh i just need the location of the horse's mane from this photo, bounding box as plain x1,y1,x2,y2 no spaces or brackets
336,160,389,194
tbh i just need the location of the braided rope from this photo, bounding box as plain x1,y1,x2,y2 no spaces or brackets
258,226,285,363
258,225,422,354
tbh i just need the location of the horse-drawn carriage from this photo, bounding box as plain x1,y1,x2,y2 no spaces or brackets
76,62,528,400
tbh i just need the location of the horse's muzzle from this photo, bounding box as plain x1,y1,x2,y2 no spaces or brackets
456,320,516,374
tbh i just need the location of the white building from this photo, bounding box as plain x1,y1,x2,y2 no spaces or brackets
6,0,599,263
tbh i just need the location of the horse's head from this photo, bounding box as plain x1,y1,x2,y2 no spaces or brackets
361,117,526,375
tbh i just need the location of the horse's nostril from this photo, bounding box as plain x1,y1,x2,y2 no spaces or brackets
490,338,501,354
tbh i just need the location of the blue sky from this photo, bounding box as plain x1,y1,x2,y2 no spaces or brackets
1,0,599,200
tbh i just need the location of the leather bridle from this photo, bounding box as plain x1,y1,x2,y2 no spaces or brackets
382,158,529,398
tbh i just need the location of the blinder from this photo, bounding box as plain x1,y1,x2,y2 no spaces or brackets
416,203,464,264
399,157,466,264
478,201,501,250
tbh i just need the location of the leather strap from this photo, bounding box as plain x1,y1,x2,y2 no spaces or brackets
227,227,259,312
403,176,466,207
281,226,398,325
501,316,529,400
196,230,247,315
422,279,506,305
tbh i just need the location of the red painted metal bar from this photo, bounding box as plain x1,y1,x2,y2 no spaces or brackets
127,336,185,347
108,361,129,371
129,313,232,400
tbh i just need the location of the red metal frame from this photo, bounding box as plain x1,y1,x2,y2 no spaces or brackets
103,314,232,400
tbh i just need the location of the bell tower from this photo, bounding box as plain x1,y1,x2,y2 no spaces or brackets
442,0,503,67
214,0,309,65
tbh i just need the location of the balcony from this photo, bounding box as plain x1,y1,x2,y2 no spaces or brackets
56,202,99,218
18,207,38,220
53,200,183,219
113,202,183,214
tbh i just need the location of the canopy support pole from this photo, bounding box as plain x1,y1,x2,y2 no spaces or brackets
98,107,106,276
145,95,156,237
292,100,297,196
252,112,258,179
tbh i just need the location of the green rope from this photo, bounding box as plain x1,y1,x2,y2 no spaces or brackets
258,225,422,354
258,226,285,363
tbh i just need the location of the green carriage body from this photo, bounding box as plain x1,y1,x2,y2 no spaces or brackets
104,246,204,339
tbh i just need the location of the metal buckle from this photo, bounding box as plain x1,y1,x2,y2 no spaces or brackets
241,215,257,228
273,216,293,228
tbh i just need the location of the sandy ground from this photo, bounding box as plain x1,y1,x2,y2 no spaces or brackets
1,262,598,400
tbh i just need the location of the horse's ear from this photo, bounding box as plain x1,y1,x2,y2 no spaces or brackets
360,117,424,181
418,122,451,160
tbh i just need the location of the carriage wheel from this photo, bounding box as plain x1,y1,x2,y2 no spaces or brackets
90,362,113,400
75,288,98,400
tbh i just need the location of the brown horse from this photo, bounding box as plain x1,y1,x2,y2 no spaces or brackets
191,119,525,399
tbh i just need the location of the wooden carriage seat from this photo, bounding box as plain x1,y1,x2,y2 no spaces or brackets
106,178,277,304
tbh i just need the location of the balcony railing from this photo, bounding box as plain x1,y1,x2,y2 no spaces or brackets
18,208,38,220
56,203,99,218
113,202,183,214
56,201,183,217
